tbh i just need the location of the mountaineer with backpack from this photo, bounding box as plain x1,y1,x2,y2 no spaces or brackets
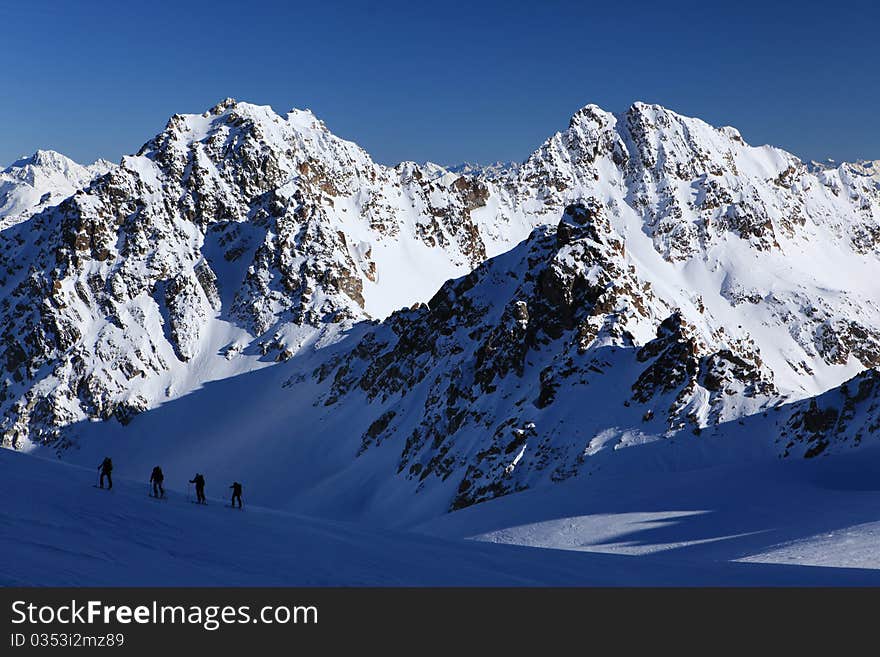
229,481,243,509
97,457,113,489
189,473,206,504
150,466,165,498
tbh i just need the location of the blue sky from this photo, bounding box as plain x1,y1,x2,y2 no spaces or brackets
1,0,878,167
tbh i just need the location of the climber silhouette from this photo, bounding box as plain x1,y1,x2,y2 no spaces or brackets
98,457,113,489
229,481,243,508
189,473,206,504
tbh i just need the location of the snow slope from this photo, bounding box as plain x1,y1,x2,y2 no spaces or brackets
4,447,880,585
419,443,880,572
30,309,880,534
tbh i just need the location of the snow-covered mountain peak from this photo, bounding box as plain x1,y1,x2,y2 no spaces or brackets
568,102,612,123
13,149,79,174
444,161,520,181
12,149,115,179
845,159,880,183
0,149,115,229
0,98,523,448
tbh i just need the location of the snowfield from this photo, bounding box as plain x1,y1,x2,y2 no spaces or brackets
4,446,880,586
421,445,880,572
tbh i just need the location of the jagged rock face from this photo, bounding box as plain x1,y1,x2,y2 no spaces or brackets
516,104,880,386
777,369,880,458
632,312,775,430
312,201,782,511
0,100,512,448
482,105,880,393
505,102,880,262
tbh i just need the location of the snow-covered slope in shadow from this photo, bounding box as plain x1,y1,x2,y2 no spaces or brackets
27,209,880,528
418,444,880,572
4,447,880,586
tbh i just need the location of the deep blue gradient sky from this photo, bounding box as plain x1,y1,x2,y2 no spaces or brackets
1,0,878,167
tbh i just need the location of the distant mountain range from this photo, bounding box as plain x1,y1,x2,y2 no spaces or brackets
0,149,114,229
